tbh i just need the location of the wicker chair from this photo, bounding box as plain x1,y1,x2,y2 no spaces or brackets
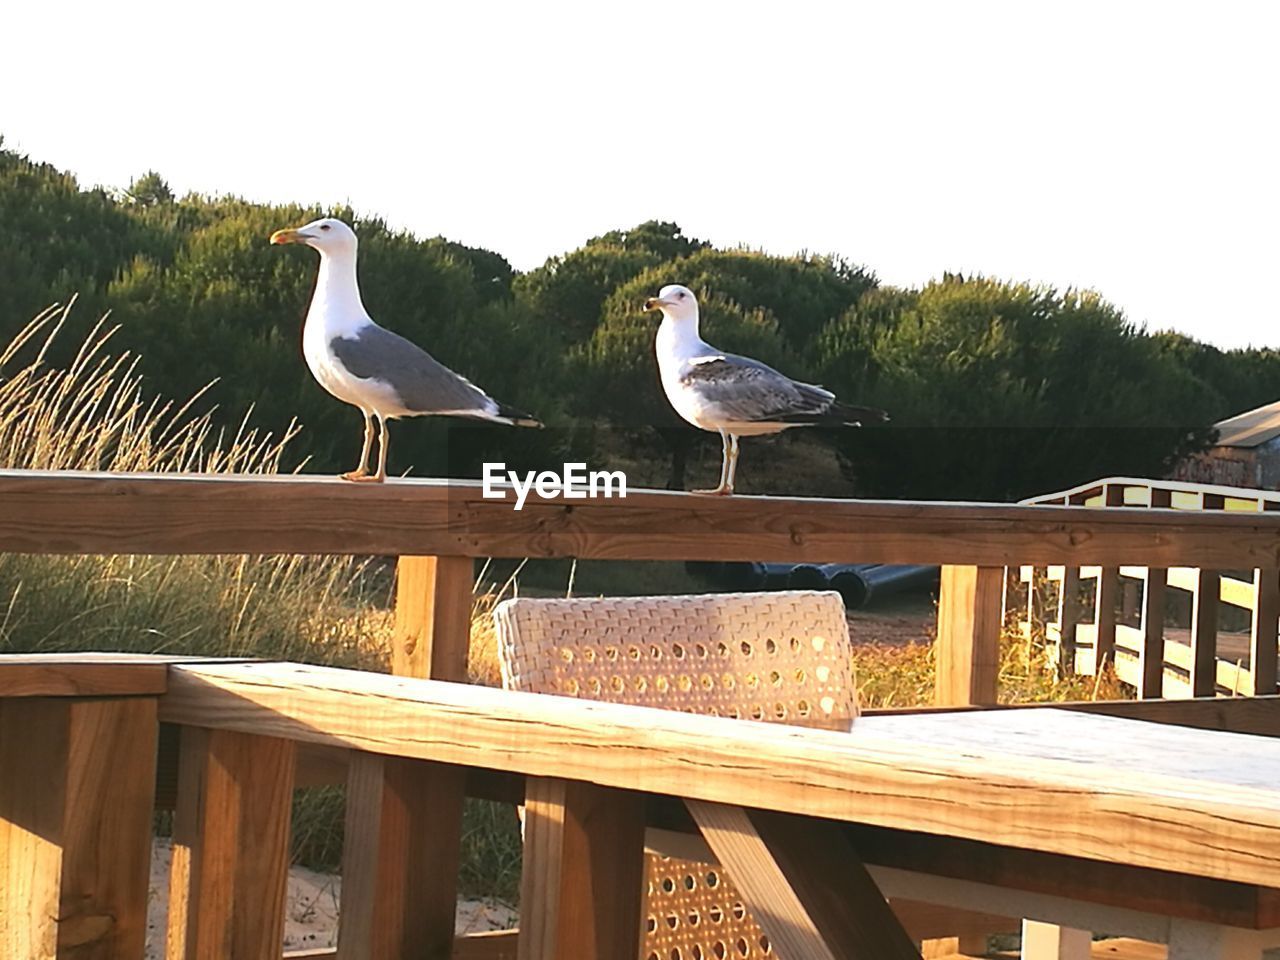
494,590,859,960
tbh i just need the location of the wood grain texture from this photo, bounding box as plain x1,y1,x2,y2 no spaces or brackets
646,800,1280,929
689,802,921,960
1139,569,1167,698
1191,569,1221,697
518,778,645,960
935,566,1003,706
392,555,472,680
1094,566,1120,672
866,695,1280,740
1252,569,1279,696
0,698,157,960
0,654,169,698
158,661,1280,887
2,470,1280,567
166,727,295,960
336,753,465,960
290,931,520,960
0,699,69,960
58,698,158,960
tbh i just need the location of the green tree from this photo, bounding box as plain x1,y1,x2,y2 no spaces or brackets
818,276,1219,500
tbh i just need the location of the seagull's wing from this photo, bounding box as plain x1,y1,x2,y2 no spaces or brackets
682,354,886,426
331,324,540,425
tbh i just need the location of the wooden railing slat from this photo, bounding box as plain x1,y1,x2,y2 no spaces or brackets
1191,570,1222,698
517,778,645,960
1140,569,1168,698
166,727,295,960
1252,569,1280,696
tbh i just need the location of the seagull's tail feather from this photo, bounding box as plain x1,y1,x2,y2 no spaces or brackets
490,401,544,429
773,401,889,427
828,401,890,426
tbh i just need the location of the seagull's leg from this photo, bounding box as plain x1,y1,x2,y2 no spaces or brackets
341,410,375,481
725,434,740,494
693,430,734,495
372,415,389,482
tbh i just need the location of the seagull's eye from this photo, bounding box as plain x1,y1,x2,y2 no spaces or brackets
677,291,685,299
320,224,332,232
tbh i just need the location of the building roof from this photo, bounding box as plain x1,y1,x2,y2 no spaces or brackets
1214,400,1280,448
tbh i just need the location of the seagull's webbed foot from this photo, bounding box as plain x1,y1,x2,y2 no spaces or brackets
691,484,734,496
342,472,385,484
340,468,370,481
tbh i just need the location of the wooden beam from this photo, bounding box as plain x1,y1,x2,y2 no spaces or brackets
3,470,1280,568
517,778,645,960
1191,569,1221,697
0,654,169,698
1252,569,1279,696
1139,568,1167,698
645,798,1280,929
689,801,920,960
935,566,1003,706
158,661,1280,888
167,727,295,960
0,697,157,960
336,753,466,960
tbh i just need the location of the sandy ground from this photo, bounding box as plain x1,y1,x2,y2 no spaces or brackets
145,838,517,958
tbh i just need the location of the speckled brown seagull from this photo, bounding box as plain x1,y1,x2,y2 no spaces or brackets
271,218,541,482
645,283,888,495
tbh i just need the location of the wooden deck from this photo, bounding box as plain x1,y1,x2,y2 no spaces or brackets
2,470,1280,959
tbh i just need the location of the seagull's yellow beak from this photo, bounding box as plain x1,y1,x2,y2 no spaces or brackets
269,227,307,245
644,297,672,311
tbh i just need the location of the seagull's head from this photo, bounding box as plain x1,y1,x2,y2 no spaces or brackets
644,284,699,322
269,217,357,256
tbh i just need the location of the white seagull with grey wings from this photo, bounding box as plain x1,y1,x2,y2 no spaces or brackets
645,284,888,495
270,218,541,482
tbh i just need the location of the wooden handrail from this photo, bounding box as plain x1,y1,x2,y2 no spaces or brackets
0,469,1278,566
154,659,1280,889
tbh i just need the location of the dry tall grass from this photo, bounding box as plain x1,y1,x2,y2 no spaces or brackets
0,301,385,666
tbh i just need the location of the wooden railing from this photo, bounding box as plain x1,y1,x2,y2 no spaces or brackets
1016,476,1280,698
3,469,1280,958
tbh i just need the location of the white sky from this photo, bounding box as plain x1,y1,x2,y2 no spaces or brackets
4,1,1277,348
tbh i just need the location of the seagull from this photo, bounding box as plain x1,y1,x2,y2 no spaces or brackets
644,284,888,495
270,218,541,482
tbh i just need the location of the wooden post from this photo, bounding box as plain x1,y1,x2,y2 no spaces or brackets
0,697,157,960
935,566,1003,706
1140,569,1168,699
1191,569,1221,698
1058,566,1082,674
517,778,646,960
336,555,474,959
166,726,296,960
1251,569,1279,696
1093,566,1120,673
393,554,473,680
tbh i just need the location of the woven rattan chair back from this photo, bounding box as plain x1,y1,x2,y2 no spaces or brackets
494,590,859,960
